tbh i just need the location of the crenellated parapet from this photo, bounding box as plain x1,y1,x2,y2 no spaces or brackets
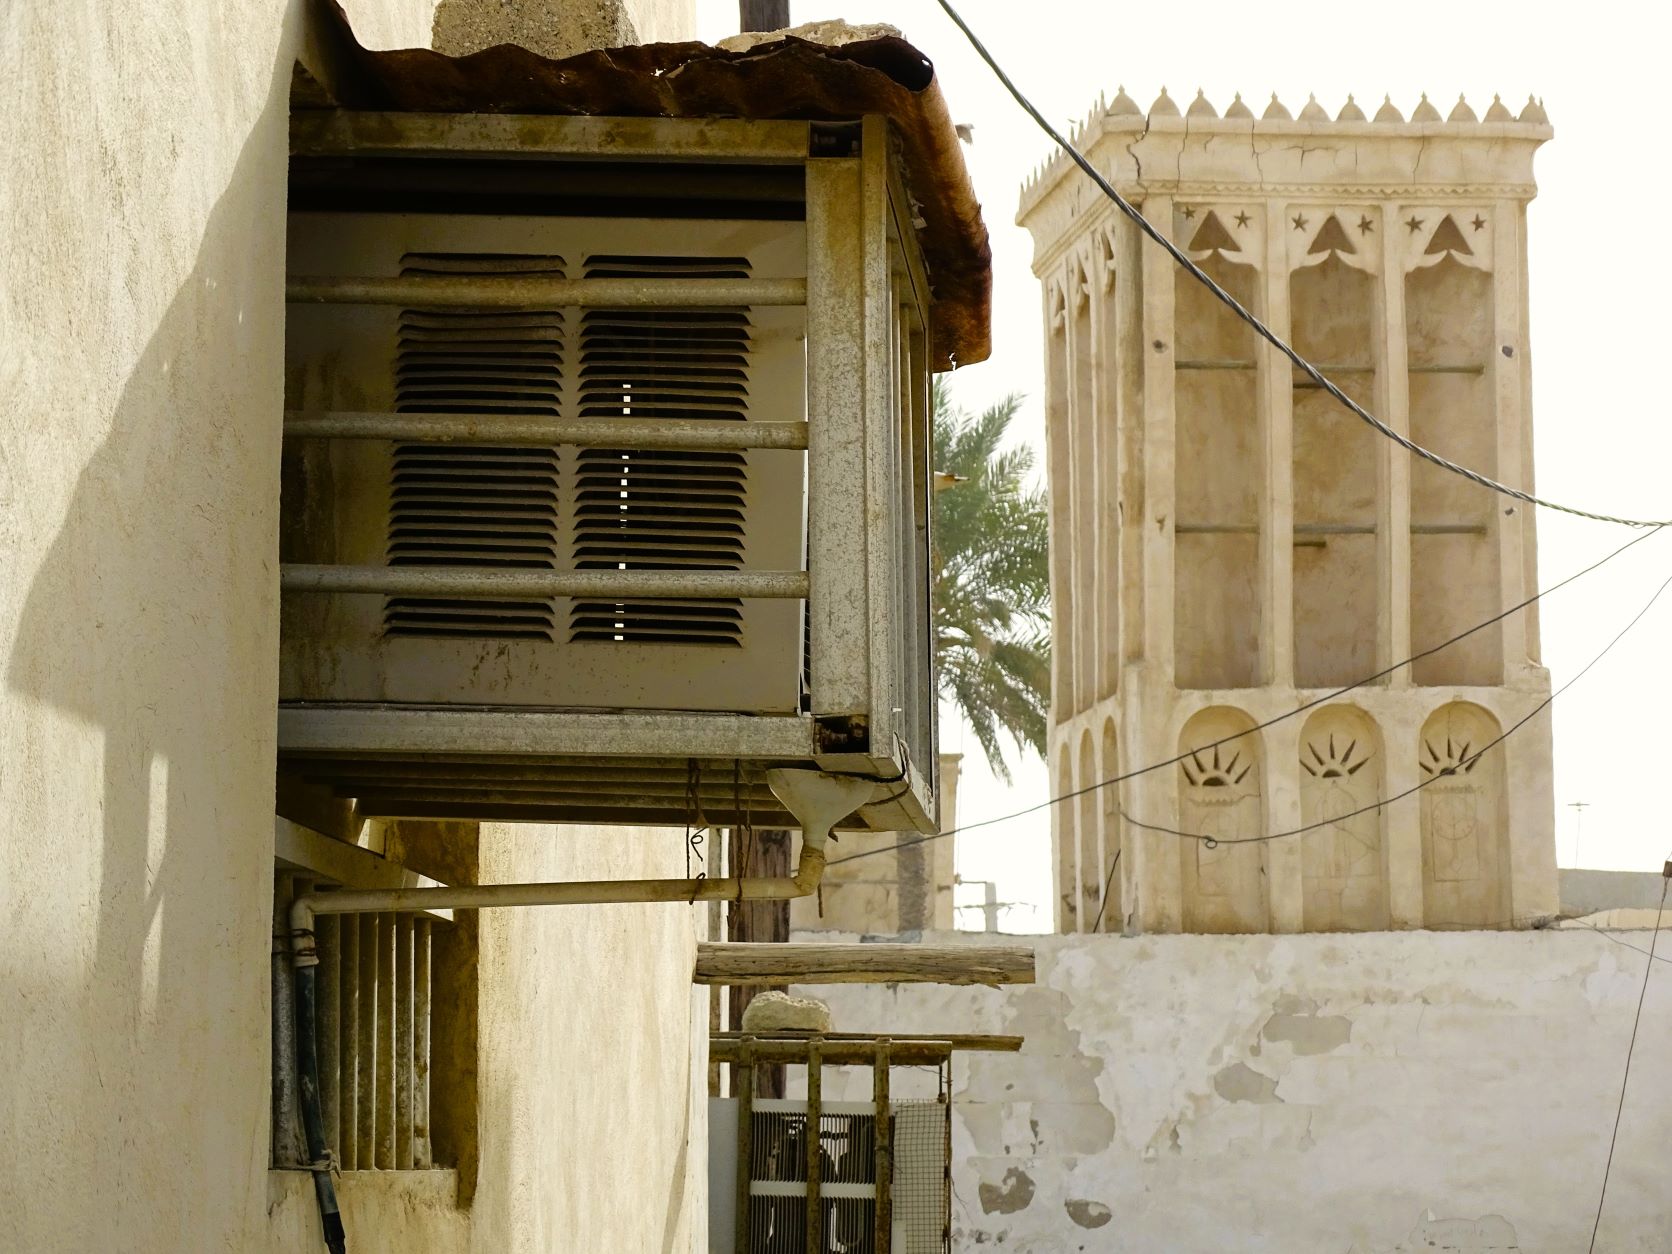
1019,89,1551,267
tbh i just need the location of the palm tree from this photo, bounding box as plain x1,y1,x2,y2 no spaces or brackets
933,383,1051,783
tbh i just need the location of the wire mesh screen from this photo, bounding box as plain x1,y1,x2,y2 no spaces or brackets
734,1081,949,1253
748,1104,878,1253
891,1099,951,1254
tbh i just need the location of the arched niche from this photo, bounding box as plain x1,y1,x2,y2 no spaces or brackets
1291,244,1380,687
1298,704,1389,931
1174,250,1262,689
1418,701,1509,927
1097,718,1122,931
1406,251,1501,685
1077,730,1100,926
1054,748,1078,933
1177,706,1269,932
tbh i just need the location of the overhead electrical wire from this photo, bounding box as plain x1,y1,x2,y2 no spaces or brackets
1116,564,1670,844
930,0,1672,531
829,524,1662,867
1586,868,1670,1252
1122,559,1671,846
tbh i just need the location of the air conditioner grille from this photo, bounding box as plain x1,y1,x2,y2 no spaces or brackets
385,253,565,641
569,255,755,646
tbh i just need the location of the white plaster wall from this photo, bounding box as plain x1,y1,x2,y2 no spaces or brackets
2,3,703,1251
794,929,1672,1253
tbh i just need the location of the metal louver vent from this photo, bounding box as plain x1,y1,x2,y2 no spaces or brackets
570,255,753,646
385,253,565,640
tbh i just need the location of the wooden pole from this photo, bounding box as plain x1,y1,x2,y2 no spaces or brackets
735,1040,754,1254
806,1042,822,1254
727,828,791,1098
696,942,1036,987
873,1041,892,1253
739,0,789,31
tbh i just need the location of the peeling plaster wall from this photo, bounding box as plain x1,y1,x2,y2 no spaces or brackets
794,929,1672,1253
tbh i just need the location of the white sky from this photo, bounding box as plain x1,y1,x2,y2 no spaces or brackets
697,0,1672,931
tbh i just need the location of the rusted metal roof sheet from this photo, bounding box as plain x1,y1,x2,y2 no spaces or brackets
320,6,992,367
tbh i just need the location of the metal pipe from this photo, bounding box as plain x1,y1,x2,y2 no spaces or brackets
283,411,810,451
294,963,347,1254
286,274,807,309
286,769,874,1254
271,921,305,1166
279,564,808,601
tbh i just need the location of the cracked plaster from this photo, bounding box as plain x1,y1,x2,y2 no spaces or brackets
794,928,1672,1252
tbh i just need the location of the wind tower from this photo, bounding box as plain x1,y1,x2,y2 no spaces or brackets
1016,88,1557,935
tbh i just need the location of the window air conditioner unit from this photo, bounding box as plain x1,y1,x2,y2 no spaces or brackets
278,114,957,833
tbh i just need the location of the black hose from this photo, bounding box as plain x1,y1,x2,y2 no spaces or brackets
294,962,348,1254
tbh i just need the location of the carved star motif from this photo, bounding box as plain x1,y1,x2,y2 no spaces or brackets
1471,214,1487,231
1234,211,1252,229
1181,205,1196,219
1291,213,1309,231
1357,215,1374,235
1405,215,1425,233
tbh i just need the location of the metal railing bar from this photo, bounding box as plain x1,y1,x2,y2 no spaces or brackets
279,564,808,600
284,411,809,451
286,274,807,308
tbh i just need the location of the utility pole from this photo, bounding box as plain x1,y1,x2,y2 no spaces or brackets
955,878,1015,933
739,0,788,31
1568,800,1590,867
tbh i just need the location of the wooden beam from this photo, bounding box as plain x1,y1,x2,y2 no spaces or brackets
694,942,1035,986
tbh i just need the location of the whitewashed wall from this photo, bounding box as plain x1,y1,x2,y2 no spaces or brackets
794,928,1672,1253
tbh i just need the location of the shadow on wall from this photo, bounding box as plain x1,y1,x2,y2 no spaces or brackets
0,9,303,1247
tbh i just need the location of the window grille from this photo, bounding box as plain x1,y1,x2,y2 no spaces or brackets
311,912,438,1170
273,853,464,1174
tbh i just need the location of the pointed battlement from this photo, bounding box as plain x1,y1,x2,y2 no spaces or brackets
1018,89,1551,203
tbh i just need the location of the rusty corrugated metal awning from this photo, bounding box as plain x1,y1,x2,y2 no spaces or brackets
317,7,992,367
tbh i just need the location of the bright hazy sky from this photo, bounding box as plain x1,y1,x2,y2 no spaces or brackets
697,0,1672,931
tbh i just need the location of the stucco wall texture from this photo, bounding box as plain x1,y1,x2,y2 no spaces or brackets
1,1,698,1250
794,929,1672,1253
267,826,710,1253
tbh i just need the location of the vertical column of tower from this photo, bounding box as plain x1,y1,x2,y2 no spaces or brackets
1067,257,1096,716
1131,194,1184,933
1260,201,1304,932
1113,211,1148,931
1491,201,1531,679
1091,225,1120,706
1042,276,1078,932
1044,280,1072,718
1492,198,1558,922
1066,254,1098,929
1378,195,1423,927
1261,203,1295,692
